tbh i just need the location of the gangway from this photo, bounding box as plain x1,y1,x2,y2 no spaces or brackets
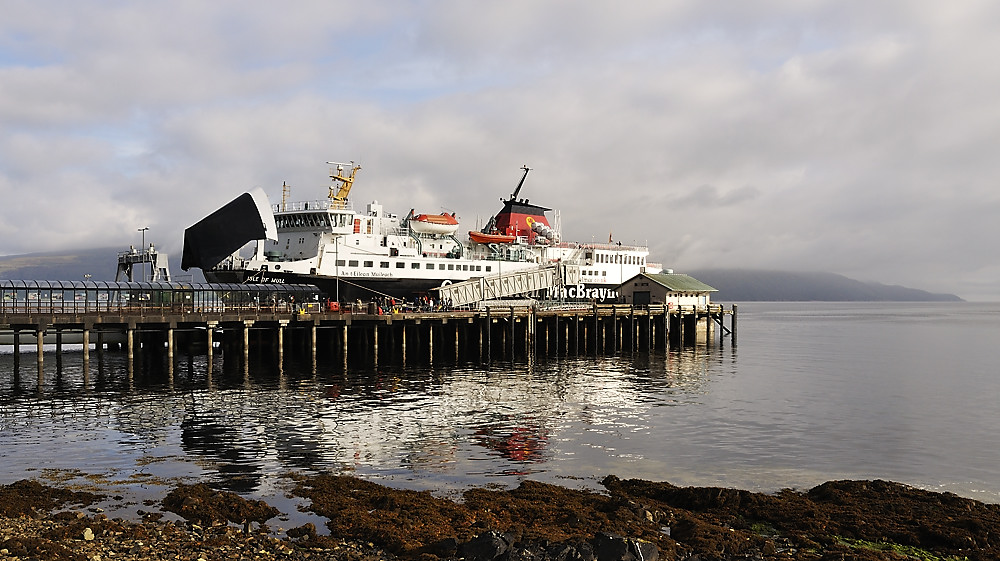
433,264,580,307
116,245,172,282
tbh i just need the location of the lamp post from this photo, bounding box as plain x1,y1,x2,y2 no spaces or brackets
137,227,149,282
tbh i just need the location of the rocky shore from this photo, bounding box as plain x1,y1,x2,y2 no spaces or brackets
2,474,997,561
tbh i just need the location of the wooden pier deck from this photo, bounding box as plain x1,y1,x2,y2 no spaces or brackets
3,302,736,380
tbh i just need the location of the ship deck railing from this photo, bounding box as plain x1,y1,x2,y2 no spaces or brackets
274,199,354,213
551,242,648,252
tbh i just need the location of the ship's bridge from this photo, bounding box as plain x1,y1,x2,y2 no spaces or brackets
272,201,357,234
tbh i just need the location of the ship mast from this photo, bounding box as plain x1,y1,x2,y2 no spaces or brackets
281,181,291,212
509,165,531,201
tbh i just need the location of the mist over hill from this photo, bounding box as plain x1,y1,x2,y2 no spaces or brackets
685,269,963,302
0,249,963,301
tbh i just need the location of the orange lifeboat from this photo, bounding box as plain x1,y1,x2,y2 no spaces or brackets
410,212,459,235
469,230,516,244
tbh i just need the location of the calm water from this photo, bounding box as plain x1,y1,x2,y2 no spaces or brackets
2,302,1000,520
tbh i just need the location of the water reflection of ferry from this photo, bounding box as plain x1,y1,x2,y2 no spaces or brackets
473,419,550,470
189,164,661,303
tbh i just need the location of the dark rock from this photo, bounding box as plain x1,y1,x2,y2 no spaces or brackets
594,533,629,561
593,532,658,561
550,540,596,561
430,536,460,557
631,540,658,561
286,522,316,540
461,531,512,561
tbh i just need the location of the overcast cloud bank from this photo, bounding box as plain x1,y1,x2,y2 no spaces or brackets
2,1,998,300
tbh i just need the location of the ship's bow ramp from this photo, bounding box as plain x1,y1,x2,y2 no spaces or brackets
181,188,277,271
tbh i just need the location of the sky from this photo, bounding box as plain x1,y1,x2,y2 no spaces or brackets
2,1,999,300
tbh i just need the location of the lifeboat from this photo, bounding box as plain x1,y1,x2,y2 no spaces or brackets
469,230,516,244
410,212,459,235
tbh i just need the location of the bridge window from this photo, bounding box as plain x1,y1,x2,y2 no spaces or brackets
380,261,390,268
411,262,420,269
396,262,405,268
364,261,373,267
348,260,358,267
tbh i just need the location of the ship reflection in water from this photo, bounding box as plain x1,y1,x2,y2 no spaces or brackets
0,346,719,501
473,418,551,474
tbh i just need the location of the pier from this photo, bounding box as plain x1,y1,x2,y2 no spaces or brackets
1,281,736,380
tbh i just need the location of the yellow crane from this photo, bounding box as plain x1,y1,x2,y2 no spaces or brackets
327,161,361,205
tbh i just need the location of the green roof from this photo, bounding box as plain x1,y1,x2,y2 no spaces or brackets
633,273,718,292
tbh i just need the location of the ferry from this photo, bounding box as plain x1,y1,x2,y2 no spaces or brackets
187,163,661,303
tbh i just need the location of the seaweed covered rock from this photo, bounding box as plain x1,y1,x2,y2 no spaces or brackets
0,479,103,518
161,482,278,530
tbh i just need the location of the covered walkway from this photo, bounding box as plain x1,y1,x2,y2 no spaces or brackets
0,280,321,315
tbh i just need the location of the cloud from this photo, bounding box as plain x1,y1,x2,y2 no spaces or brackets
2,1,1000,299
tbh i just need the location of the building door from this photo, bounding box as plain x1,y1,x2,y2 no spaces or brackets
633,291,651,305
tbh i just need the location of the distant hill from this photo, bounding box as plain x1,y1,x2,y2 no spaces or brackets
685,269,963,302
0,247,122,281
0,247,202,283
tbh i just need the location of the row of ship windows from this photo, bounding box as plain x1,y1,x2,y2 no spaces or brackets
336,260,491,272
595,253,644,265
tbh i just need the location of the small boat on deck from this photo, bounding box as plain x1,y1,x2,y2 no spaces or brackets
468,230,516,244
410,212,460,235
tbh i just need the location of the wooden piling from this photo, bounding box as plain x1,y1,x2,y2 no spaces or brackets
485,307,491,360
206,322,216,374
731,304,738,346
13,329,20,370
82,328,90,370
